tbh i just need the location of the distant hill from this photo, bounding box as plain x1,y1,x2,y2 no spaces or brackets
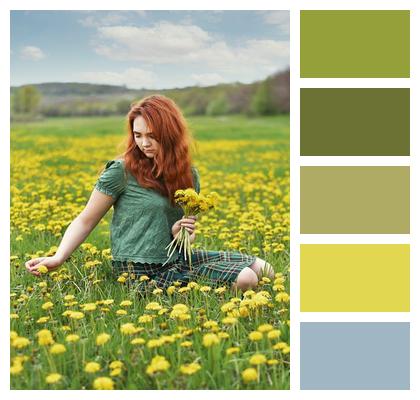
11,69,289,118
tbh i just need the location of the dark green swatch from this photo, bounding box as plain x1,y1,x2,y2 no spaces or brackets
300,166,410,234
301,10,410,77
301,88,410,156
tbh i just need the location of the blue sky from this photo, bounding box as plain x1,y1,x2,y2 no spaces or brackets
11,10,289,89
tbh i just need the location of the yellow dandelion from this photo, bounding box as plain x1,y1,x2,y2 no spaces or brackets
248,331,263,341
222,316,238,325
85,362,101,373
65,334,80,343
11,337,31,349
45,373,62,384
10,362,24,375
202,333,220,347
109,361,123,370
179,362,201,375
146,355,170,375
81,303,97,311
93,376,114,390
130,338,146,345
145,302,162,311
119,300,133,307
96,333,111,346
68,311,84,320
120,323,138,335
226,347,240,355
110,368,122,377
257,324,273,333
249,353,267,365
50,343,66,355
272,342,287,351
41,301,54,310
242,368,258,383
36,329,54,346
37,265,48,274
267,330,281,340
166,286,176,295
138,315,153,323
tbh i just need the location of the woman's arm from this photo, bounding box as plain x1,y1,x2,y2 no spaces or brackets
25,189,115,276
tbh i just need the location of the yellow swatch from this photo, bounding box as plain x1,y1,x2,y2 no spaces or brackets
301,244,410,312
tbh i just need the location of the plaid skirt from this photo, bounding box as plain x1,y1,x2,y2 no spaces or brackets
112,249,256,289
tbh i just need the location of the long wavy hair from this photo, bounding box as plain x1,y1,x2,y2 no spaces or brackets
121,95,194,205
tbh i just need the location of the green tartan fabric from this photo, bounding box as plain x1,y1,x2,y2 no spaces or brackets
112,249,256,289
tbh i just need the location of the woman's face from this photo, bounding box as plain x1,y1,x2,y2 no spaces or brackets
133,116,160,159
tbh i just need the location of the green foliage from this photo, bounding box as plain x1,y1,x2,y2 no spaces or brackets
12,85,41,114
115,99,133,115
205,95,229,116
250,79,276,116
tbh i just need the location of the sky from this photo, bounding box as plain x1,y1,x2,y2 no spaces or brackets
10,10,289,90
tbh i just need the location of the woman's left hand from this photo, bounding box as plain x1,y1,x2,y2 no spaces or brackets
171,215,197,243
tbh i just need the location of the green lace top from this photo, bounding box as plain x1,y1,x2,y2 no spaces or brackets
94,159,200,264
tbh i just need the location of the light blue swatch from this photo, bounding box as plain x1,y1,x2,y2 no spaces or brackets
300,322,410,389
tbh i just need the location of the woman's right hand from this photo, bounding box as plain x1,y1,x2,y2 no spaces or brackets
25,256,63,277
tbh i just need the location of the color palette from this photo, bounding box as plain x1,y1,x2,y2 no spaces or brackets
300,10,410,77
300,166,410,234
299,9,411,390
300,244,410,312
300,323,410,389
300,89,410,156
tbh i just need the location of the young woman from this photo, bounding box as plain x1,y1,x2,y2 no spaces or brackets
25,95,274,291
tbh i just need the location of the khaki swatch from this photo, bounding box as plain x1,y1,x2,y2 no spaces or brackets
300,167,410,233
301,244,410,312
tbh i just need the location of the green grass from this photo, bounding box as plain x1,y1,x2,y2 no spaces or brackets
10,115,290,390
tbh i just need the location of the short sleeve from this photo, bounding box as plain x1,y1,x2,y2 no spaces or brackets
95,160,127,199
192,166,200,194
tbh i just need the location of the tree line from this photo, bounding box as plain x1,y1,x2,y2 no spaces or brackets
11,69,289,120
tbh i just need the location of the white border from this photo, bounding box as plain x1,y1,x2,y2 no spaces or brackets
2,0,420,399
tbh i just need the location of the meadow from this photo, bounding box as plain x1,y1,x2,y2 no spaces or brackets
10,114,290,389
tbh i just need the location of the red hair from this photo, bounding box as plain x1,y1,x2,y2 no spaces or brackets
121,95,194,205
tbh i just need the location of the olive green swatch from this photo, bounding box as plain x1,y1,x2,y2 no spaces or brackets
301,10,410,77
300,167,410,234
300,88,410,156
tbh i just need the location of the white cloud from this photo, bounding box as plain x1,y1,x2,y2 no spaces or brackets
85,20,289,88
258,10,290,36
191,73,226,86
20,46,45,61
78,68,157,89
78,11,144,28
134,11,147,18
92,21,289,73
94,22,212,63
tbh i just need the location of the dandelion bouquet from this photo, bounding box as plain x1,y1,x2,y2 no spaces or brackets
165,188,220,270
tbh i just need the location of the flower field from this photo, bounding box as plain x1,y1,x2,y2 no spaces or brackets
10,115,290,389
